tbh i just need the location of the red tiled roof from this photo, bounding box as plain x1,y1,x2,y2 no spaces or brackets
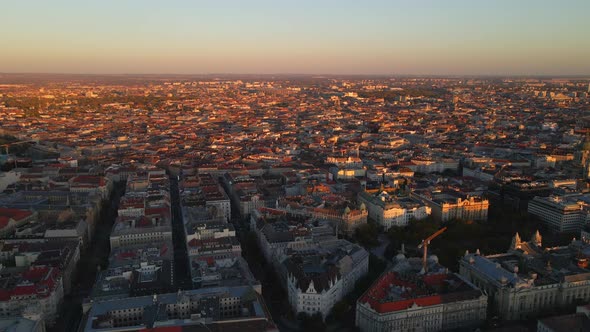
0,266,60,301
137,216,152,227
117,251,136,260
145,207,170,217
359,271,482,313
0,290,10,301
0,208,32,221
12,285,36,296
0,216,11,229
160,244,168,256
71,175,106,186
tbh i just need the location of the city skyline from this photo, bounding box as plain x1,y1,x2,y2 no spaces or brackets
3,2,590,331
2,0,590,76
2,65,590,332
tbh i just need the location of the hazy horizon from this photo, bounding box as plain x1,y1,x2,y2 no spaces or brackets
2,0,589,76
2,72,590,79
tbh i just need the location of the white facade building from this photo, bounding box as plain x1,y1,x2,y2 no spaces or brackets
356,272,487,332
460,231,590,321
358,191,431,229
284,240,369,319
412,191,488,222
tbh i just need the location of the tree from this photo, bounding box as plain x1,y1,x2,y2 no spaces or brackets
297,312,326,332
354,222,380,248
387,216,441,249
330,299,350,321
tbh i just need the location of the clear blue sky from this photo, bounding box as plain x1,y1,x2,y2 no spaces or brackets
1,0,589,75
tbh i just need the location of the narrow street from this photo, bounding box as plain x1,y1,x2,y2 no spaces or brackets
50,176,191,331
48,181,126,332
233,220,298,332
169,176,192,290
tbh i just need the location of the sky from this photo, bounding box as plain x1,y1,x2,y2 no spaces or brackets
1,0,589,75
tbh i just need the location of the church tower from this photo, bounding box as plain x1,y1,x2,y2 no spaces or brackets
531,230,542,247
510,232,522,250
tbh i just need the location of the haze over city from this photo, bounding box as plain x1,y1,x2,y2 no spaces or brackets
2,0,590,75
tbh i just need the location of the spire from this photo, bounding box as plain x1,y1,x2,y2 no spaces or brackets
360,202,366,211
510,232,522,250
531,230,542,247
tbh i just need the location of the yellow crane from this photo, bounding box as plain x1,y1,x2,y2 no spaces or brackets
417,227,447,273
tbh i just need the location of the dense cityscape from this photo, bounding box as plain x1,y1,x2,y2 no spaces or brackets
0,74,589,331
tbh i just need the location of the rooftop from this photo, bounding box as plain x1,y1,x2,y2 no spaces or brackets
85,286,274,331
359,271,483,313
462,232,590,289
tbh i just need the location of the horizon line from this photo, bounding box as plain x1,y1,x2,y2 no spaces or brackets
1,71,590,79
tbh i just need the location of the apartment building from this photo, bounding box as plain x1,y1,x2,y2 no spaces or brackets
528,194,590,233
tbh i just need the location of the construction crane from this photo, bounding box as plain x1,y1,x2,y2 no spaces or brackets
417,227,447,273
